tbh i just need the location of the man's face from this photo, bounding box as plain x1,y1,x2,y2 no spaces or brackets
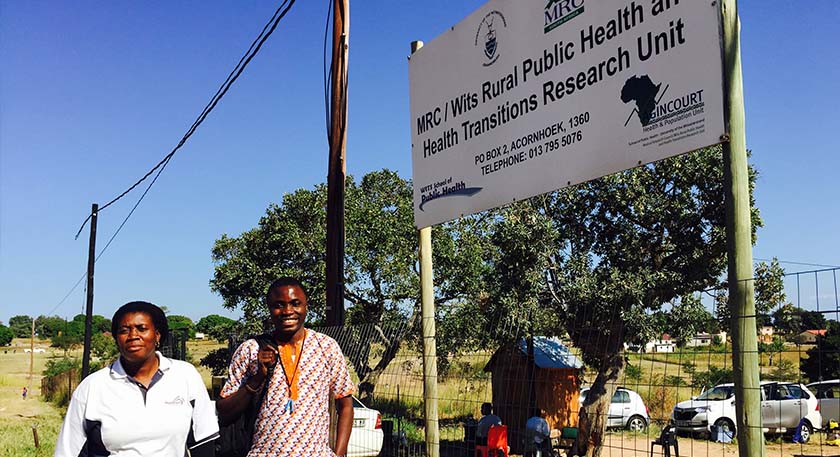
268,284,308,337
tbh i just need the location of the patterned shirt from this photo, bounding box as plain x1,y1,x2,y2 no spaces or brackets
221,329,355,457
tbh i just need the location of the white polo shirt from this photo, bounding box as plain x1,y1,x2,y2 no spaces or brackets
55,352,219,457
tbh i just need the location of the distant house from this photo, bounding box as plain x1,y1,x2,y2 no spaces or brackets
194,332,206,340
484,337,583,453
645,333,676,353
759,326,775,343
686,332,712,347
797,329,827,345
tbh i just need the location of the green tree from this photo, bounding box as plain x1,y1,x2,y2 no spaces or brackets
51,332,83,355
0,324,14,346
167,315,196,339
210,169,490,400
656,295,719,346
91,332,118,361
196,314,237,341
483,147,760,457
774,304,828,336
9,315,33,338
714,258,785,329
758,336,785,366
37,315,71,338
800,320,840,382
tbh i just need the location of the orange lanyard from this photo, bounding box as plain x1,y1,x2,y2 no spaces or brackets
278,331,306,403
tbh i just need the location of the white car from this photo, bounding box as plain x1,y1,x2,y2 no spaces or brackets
579,387,649,431
807,380,839,427
349,396,384,457
671,382,822,442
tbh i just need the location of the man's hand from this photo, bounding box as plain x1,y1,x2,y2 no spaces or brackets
253,345,278,384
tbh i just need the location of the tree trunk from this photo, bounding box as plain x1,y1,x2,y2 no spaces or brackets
571,352,626,457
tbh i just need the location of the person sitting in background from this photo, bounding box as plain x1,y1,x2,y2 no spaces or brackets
525,408,551,457
476,402,502,445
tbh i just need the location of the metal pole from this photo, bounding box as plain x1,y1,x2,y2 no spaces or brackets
721,2,763,456
82,203,98,379
412,39,440,457
326,0,349,327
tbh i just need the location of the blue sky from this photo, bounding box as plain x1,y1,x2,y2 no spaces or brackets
2,1,838,325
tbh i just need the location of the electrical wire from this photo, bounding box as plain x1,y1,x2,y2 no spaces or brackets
754,257,840,270
74,0,297,240
44,0,297,320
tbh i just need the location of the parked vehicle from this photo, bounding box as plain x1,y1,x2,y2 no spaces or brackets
671,381,822,442
349,396,384,457
807,379,839,427
579,387,649,431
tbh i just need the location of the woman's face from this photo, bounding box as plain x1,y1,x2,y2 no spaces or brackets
115,312,160,364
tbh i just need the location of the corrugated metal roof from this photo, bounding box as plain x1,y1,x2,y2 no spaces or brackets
516,337,583,369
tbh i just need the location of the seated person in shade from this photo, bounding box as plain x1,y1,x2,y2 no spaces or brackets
476,402,502,445
525,408,552,456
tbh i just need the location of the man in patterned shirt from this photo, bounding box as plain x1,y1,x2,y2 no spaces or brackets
217,277,355,457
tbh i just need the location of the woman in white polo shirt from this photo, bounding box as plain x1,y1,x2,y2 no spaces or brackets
55,301,219,457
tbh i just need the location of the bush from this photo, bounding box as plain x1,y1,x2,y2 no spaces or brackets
200,348,231,376
43,358,80,377
683,362,733,388
645,377,677,423
625,363,643,382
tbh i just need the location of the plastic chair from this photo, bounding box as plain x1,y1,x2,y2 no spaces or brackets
476,424,509,457
650,425,679,457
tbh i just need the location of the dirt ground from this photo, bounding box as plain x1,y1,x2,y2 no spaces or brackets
581,434,840,457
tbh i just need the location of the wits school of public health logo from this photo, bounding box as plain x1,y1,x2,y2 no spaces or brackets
545,0,585,34
475,11,507,66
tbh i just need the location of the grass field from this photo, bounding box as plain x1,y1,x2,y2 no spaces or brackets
0,339,65,456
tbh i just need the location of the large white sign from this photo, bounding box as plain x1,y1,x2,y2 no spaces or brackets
410,0,725,228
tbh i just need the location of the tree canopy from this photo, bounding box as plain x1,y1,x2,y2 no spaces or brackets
801,320,840,382
210,169,492,399
479,146,761,456
196,314,237,341
9,315,32,338
167,315,196,339
0,324,14,346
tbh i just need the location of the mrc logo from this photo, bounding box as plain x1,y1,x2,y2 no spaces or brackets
545,0,584,34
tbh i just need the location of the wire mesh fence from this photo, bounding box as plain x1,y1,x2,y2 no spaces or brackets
212,267,839,456
308,267,840,457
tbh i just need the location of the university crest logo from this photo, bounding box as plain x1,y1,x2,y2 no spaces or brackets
475,11,506,67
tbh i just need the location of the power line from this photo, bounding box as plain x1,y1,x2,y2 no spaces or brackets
74,0,297,240
754,257,840,270
43,0,298,320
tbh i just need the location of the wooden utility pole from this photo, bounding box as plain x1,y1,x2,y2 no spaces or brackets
28,317,35,396
412,39,440,457
81,203,98,379
325,0,349,327
721,1,764,456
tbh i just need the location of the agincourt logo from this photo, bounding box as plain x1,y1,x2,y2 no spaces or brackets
475,11,506,67
545,0,585,34
621,74,706,129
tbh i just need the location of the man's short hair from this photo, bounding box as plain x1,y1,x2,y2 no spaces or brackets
111,301,169,341
481,402,493,413
266,276,309,301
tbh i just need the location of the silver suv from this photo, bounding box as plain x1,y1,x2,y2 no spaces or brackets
672,382,822,442
807,380,839,427
580,387,649,431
